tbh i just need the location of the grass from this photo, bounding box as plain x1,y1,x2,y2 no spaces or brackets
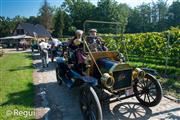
160,78,180,99
128,55,179,67
0,53,35,120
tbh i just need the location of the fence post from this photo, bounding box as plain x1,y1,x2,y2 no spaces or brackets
165,31,170,75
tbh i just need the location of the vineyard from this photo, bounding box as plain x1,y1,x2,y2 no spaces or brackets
100,27,180,97
101,27,180,77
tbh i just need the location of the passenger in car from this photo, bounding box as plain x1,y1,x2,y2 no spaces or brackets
68,30,87,75
86,29,108,52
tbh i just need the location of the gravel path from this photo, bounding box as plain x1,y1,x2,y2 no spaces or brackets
33,52,180,120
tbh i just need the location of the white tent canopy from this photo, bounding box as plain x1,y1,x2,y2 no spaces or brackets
0,35,34,40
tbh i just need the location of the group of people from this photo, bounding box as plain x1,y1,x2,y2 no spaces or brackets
37,28,108,72
65,29,108,74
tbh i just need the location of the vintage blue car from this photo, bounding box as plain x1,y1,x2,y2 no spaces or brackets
55,37,163,120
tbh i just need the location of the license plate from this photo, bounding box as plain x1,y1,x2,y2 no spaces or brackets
125,88,134,96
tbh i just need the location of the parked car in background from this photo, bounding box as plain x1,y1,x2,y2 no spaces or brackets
0,44,3,56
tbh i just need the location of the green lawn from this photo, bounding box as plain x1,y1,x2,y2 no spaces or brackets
0,53,35,120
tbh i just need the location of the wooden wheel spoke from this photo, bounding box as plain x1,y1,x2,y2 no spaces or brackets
148,93,155,101
133,112,137,118
137,84,143,89
135,111,143,117
146,93,151,103
128,112,132,118
144,93,146,101
138,81,144,88
121,111,129,115
138,91,144,97
132,104,136,109
143,80,146,87
135,105,141,109
136,109,145,113
127,104,132,109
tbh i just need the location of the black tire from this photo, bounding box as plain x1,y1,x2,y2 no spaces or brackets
56,67,62,85
79,85,103,120
134,73,163,107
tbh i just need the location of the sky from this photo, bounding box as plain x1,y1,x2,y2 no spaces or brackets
0,0,174,18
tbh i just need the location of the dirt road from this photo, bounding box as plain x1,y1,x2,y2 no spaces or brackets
33,52,180,120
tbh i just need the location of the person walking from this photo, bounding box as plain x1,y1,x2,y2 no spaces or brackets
39,39,49,68
50,38,62,62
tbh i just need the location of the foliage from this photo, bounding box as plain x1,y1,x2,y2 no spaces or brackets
26,16,41,25
52,7,73,37
62,0,96,29
38,0,53,31
168,1,180,27
101,28,180,74
0,16,26,37
1,0,180,37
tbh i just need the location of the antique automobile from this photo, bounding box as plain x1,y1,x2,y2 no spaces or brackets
55,21,163,120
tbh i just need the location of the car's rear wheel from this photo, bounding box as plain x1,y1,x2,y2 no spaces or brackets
79,85,103,120
134,73,163,107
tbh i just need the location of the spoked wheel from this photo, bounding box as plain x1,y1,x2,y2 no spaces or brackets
134,73,163,107
56,67,62,85
79,85,103,120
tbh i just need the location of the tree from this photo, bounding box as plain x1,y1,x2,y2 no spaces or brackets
52,8,65,37
53,8,65,37
139,3,152,32
95,0,130,33
39,0,53,31
155,0,169,31
126,8,142,33
0,16,26,37
126,3,152,33
168,1,180,27
26,16,40,25
62,0,96,29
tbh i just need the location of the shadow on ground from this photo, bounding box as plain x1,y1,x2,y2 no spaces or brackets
0,83,35,107
103,102,152,120
8,65,34,72
34,81,153,120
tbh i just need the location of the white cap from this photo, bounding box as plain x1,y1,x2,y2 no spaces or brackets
89,29,97,32
75,30,83,35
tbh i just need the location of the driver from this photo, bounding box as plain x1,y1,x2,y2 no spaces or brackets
86,29,108,52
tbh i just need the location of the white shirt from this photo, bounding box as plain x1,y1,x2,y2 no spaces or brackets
52,38,62,47
39,42,49,50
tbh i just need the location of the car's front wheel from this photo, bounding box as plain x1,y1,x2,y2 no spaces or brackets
134,73,163,107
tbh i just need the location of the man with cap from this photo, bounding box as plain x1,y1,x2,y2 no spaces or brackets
86,29,108,52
